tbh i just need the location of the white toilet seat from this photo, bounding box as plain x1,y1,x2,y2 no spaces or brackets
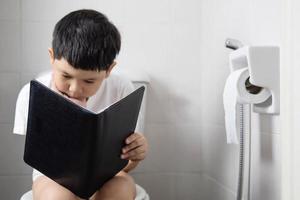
20,184,149,200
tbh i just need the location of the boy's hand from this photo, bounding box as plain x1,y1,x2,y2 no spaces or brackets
121,133,148,161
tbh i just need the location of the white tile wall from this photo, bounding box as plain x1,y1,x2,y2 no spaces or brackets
196,0,282,199
0,21,21,72
132,173,176,200
21,21,54,73
134,124,202,173
117,23,172,73
200,124,242,192
283,0,300,198
133,172,208,200
0,0,283,199
0,73,21,123
0,175,32,200
21,0,84,21
171,0,206,24
20,72,40,86
0,0,20,20
116,0,171,24
251,0,283,44
250,132,281,200
201,174,236,200
0,124,32,175
81,0,124,23
259,114,280,134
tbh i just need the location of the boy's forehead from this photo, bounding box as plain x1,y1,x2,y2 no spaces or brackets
53,58,105,78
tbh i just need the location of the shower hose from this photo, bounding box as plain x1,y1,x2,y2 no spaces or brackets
236,104,251,200
236,104,244,200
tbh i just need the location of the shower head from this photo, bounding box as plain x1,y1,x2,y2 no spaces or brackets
225,38,243,50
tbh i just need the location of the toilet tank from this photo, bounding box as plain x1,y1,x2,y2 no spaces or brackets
113,68,150,133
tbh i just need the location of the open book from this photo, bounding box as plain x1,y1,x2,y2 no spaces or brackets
24,80,145,198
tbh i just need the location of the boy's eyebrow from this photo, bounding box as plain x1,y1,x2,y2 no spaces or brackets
61,70,96,80
60,70,70,75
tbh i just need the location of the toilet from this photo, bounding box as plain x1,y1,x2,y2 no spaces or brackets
20,68,150,200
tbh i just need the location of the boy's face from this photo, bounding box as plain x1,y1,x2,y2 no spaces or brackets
48,48,114,103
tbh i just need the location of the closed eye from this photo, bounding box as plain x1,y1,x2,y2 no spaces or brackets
63,74,72,79
84,80,95,84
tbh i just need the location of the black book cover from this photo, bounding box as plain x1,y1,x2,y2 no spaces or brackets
24,80,145,198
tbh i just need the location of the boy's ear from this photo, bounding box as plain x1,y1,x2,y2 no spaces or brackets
105,61,116,78
48,48,55,65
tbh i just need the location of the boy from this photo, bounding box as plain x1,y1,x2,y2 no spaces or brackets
13,9,148,200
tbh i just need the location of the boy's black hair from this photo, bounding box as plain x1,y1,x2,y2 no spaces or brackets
52,9,121,71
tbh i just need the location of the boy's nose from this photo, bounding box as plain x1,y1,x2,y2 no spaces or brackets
68,82,83,97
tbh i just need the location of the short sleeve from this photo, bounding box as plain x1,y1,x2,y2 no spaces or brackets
13,83,30,135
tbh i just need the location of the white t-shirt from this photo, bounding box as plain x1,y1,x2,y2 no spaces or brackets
13,70,138,135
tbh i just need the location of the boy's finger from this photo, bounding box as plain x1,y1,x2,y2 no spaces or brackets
126,133,142,144
128,152,147,161
122,137,144,153
121,146,146,159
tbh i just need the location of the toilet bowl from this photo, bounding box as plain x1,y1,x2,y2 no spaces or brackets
20,68,150,200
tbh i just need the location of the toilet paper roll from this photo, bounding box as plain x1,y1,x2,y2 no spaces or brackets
223,68,271,144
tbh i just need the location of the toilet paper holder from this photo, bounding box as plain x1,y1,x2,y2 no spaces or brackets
227,41,280,114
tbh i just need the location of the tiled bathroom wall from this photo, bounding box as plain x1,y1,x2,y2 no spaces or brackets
0,0,32,199
0,0,282,199
281,0,300,198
